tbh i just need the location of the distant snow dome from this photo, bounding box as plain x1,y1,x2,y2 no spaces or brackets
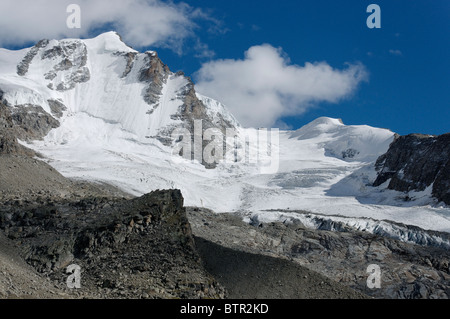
291,117,345,140
290,117,394,162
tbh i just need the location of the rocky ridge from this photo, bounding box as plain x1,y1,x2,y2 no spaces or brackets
0,187,226,299
0,102,37,156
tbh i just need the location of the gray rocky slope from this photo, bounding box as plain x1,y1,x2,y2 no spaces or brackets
189,208,450,299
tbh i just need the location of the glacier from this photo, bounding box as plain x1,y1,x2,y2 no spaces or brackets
0,32,449,246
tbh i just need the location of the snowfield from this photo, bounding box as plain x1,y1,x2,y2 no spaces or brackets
27,119,450,235
1,32,449,243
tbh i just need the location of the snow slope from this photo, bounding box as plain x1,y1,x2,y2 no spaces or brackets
1,33,449,243
29,113,450,235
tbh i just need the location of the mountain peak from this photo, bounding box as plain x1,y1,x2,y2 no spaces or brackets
307,117,344,127
289,116,394,162
0,31,239,149
84,31,137,53
291,117,345,138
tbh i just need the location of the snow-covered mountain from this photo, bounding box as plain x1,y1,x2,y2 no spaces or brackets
1,32,449,245
0,31,238,143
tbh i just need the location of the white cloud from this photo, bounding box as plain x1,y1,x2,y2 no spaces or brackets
195,44,368,128
389,49,403,56
0,0,205,51
193,39,216,59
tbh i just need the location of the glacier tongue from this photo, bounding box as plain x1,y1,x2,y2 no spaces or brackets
249,210,450,249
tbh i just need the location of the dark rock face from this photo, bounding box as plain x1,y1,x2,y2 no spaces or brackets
374,133,450,204
0,102,35,156
342,148,360,159
168,76,238,168
9,104,60,141
47,99,67,118
1,98,60,155
17,38,90,91
137,55,238,168
42,40,90,91
434,158,450,205
119,52,137,78
17,39,50,76
139,52,170,106
0,189,225,299
174,77,236,132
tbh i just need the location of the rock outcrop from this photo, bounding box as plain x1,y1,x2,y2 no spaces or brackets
23,39,90,91
0,102,36,156
0,189,226,299
374,133,450,204
8,104,60,141
16,39,50,76
168,76,239,168
139,51,170,106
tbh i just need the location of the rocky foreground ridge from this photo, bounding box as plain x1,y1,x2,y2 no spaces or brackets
0,187,225,299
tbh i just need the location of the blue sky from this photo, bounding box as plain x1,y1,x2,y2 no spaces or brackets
1,0,449,135
158,0,450,135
